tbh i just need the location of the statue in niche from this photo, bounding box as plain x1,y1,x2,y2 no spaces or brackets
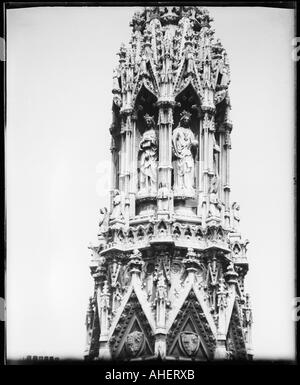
208,174,222,218
139,114,158,194
172,110,198,195
110,189,123,220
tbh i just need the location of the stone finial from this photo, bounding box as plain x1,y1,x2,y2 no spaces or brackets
243,293,253,326
217,277,227,310
117,43,127,64
225,262,238,285
98,207,109,234
156,273,167,300
92,256,107,286
85,296,94,329
182,248,201,274
128,249,143,276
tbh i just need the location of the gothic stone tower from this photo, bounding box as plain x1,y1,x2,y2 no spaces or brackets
85,6,253,361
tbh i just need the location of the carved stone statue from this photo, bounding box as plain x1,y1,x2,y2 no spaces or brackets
99,207,109,233
213,133,220,176
231,202,240,230
110,189,123,220
172,111,198,194
186,46,195,74
208,175,222,218
139,114,158,194
156,273,167,301
112,68,120,92
140,54,148,76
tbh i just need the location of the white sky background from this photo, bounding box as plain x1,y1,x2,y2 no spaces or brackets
6,6,295,360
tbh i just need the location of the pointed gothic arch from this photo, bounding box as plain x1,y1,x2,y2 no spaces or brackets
226,301,248,360
133,83,158,120
117,228,125,243
127,228,135,244
137,226,145,241
173,224,182,239
167,289,216,360
195,227,204,241
109,291,155,360
174,83,201,131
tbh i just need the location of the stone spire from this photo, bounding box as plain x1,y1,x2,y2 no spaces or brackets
85,6,252,361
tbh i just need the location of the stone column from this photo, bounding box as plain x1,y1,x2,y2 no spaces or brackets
157,102,174,217
129,113,137,218
84,297,94,356
93,257,111,360
120,110,134,225
223,128,232,227
203,113,209,196
224,262,238,312
150,18,159,64
214,277,228,360
125,60,134,108
202,112,214,222
214,340,227,360
208,118,215,178
154,274,167,359
119,117,126,193
128,249,143,286
110,67,121,212
124,114,132,195
98,281,111,359
243,293,253,357
219,129,225,203
195,109,203,217
109,134,118,213
215,264,238,360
